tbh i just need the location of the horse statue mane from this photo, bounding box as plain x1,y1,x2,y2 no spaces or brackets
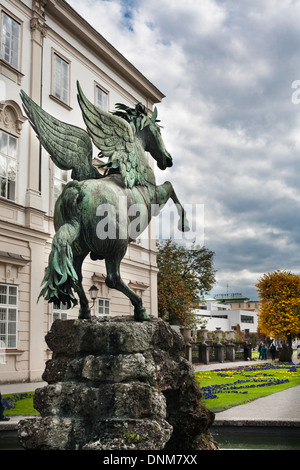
112,102,160,129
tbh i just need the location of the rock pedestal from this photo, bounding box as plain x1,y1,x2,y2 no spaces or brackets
18,316,217,450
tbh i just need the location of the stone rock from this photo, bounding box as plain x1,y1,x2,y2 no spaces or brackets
82,419,173,450
18,316,218,450
18,416,76,450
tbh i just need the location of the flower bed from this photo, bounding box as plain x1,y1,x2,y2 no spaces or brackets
1,392,36,416
195,362,300,412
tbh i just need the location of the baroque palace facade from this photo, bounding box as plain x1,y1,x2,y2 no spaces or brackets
0,0,164,383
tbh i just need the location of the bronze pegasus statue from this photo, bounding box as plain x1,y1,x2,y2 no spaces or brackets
20,82,189,321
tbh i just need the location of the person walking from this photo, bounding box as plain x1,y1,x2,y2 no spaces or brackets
258,342,262,360
261,343,267,360
270,342,276,361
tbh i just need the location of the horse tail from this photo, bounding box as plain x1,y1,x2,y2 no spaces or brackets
39,182,82,308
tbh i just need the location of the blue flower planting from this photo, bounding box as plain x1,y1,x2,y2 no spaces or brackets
200,378,289,399
1,392,33,410
199,363,300,400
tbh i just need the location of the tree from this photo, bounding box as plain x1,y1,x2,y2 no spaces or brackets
256,270,300,353
156,239,216,327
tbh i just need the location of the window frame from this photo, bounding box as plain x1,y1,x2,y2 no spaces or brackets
0,7,23,85
52,301,68,322
94,82,109,111
0,129,18,202
240,315,254,324
0,283,18,349
97,298,110,317
50,49,71,109
1,9,22,71
52,165,71,208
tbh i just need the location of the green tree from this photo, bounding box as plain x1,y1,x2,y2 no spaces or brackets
157,239,216,327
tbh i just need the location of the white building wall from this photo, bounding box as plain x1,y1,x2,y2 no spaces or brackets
0,0,163,383
195,300,258,334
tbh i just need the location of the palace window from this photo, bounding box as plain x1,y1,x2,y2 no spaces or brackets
0,283,17,349
1,11,20,70
97,298,110,316
53,166,70,204
52,52,70,105
95,85,108,111
0,129,17,201
52,301,68,322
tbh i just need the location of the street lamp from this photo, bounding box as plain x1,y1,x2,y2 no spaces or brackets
88,284,99,307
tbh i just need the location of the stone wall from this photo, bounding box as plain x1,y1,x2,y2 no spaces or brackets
18,316,217,450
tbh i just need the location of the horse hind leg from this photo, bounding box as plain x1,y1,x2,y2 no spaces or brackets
105,255,149,322
73,253,91,319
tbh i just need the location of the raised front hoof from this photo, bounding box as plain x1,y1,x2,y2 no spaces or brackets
134,306,150,322
78,308,91,320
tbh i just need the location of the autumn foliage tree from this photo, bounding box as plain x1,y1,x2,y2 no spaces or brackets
157,239,216,327
256,271,300,351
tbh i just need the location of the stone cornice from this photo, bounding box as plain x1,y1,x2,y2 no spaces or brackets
44,0,165,105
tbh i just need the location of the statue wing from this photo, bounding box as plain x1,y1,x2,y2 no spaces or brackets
20,90,100,181
77,81,144,188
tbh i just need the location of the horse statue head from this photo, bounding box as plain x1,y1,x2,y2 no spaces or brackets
111,102,173,171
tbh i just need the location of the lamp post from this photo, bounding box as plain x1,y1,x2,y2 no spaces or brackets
88,285,99,308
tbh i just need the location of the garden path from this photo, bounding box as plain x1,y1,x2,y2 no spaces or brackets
214,384,300,423
193,357,300,424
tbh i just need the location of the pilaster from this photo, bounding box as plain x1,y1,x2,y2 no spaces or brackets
28,239,47,381
26,1,48,215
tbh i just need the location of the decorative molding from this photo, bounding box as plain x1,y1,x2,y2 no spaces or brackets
31,1,48,43
0,251,30,265
0,100,27,136
128,280,149,291
4,350,24,371
30,17,48,38
0,251,30,283
0,59,24,86
32,0,48,18
49,94,72,111
92,272,107,282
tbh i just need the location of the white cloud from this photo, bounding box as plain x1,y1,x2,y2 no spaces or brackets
137,0,227,38
67,0,300,300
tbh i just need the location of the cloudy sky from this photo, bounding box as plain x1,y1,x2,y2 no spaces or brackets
68,0,300,300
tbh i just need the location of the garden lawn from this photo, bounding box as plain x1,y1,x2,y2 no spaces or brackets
1,392,39,416
195,362,300,412
2,363,300,417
